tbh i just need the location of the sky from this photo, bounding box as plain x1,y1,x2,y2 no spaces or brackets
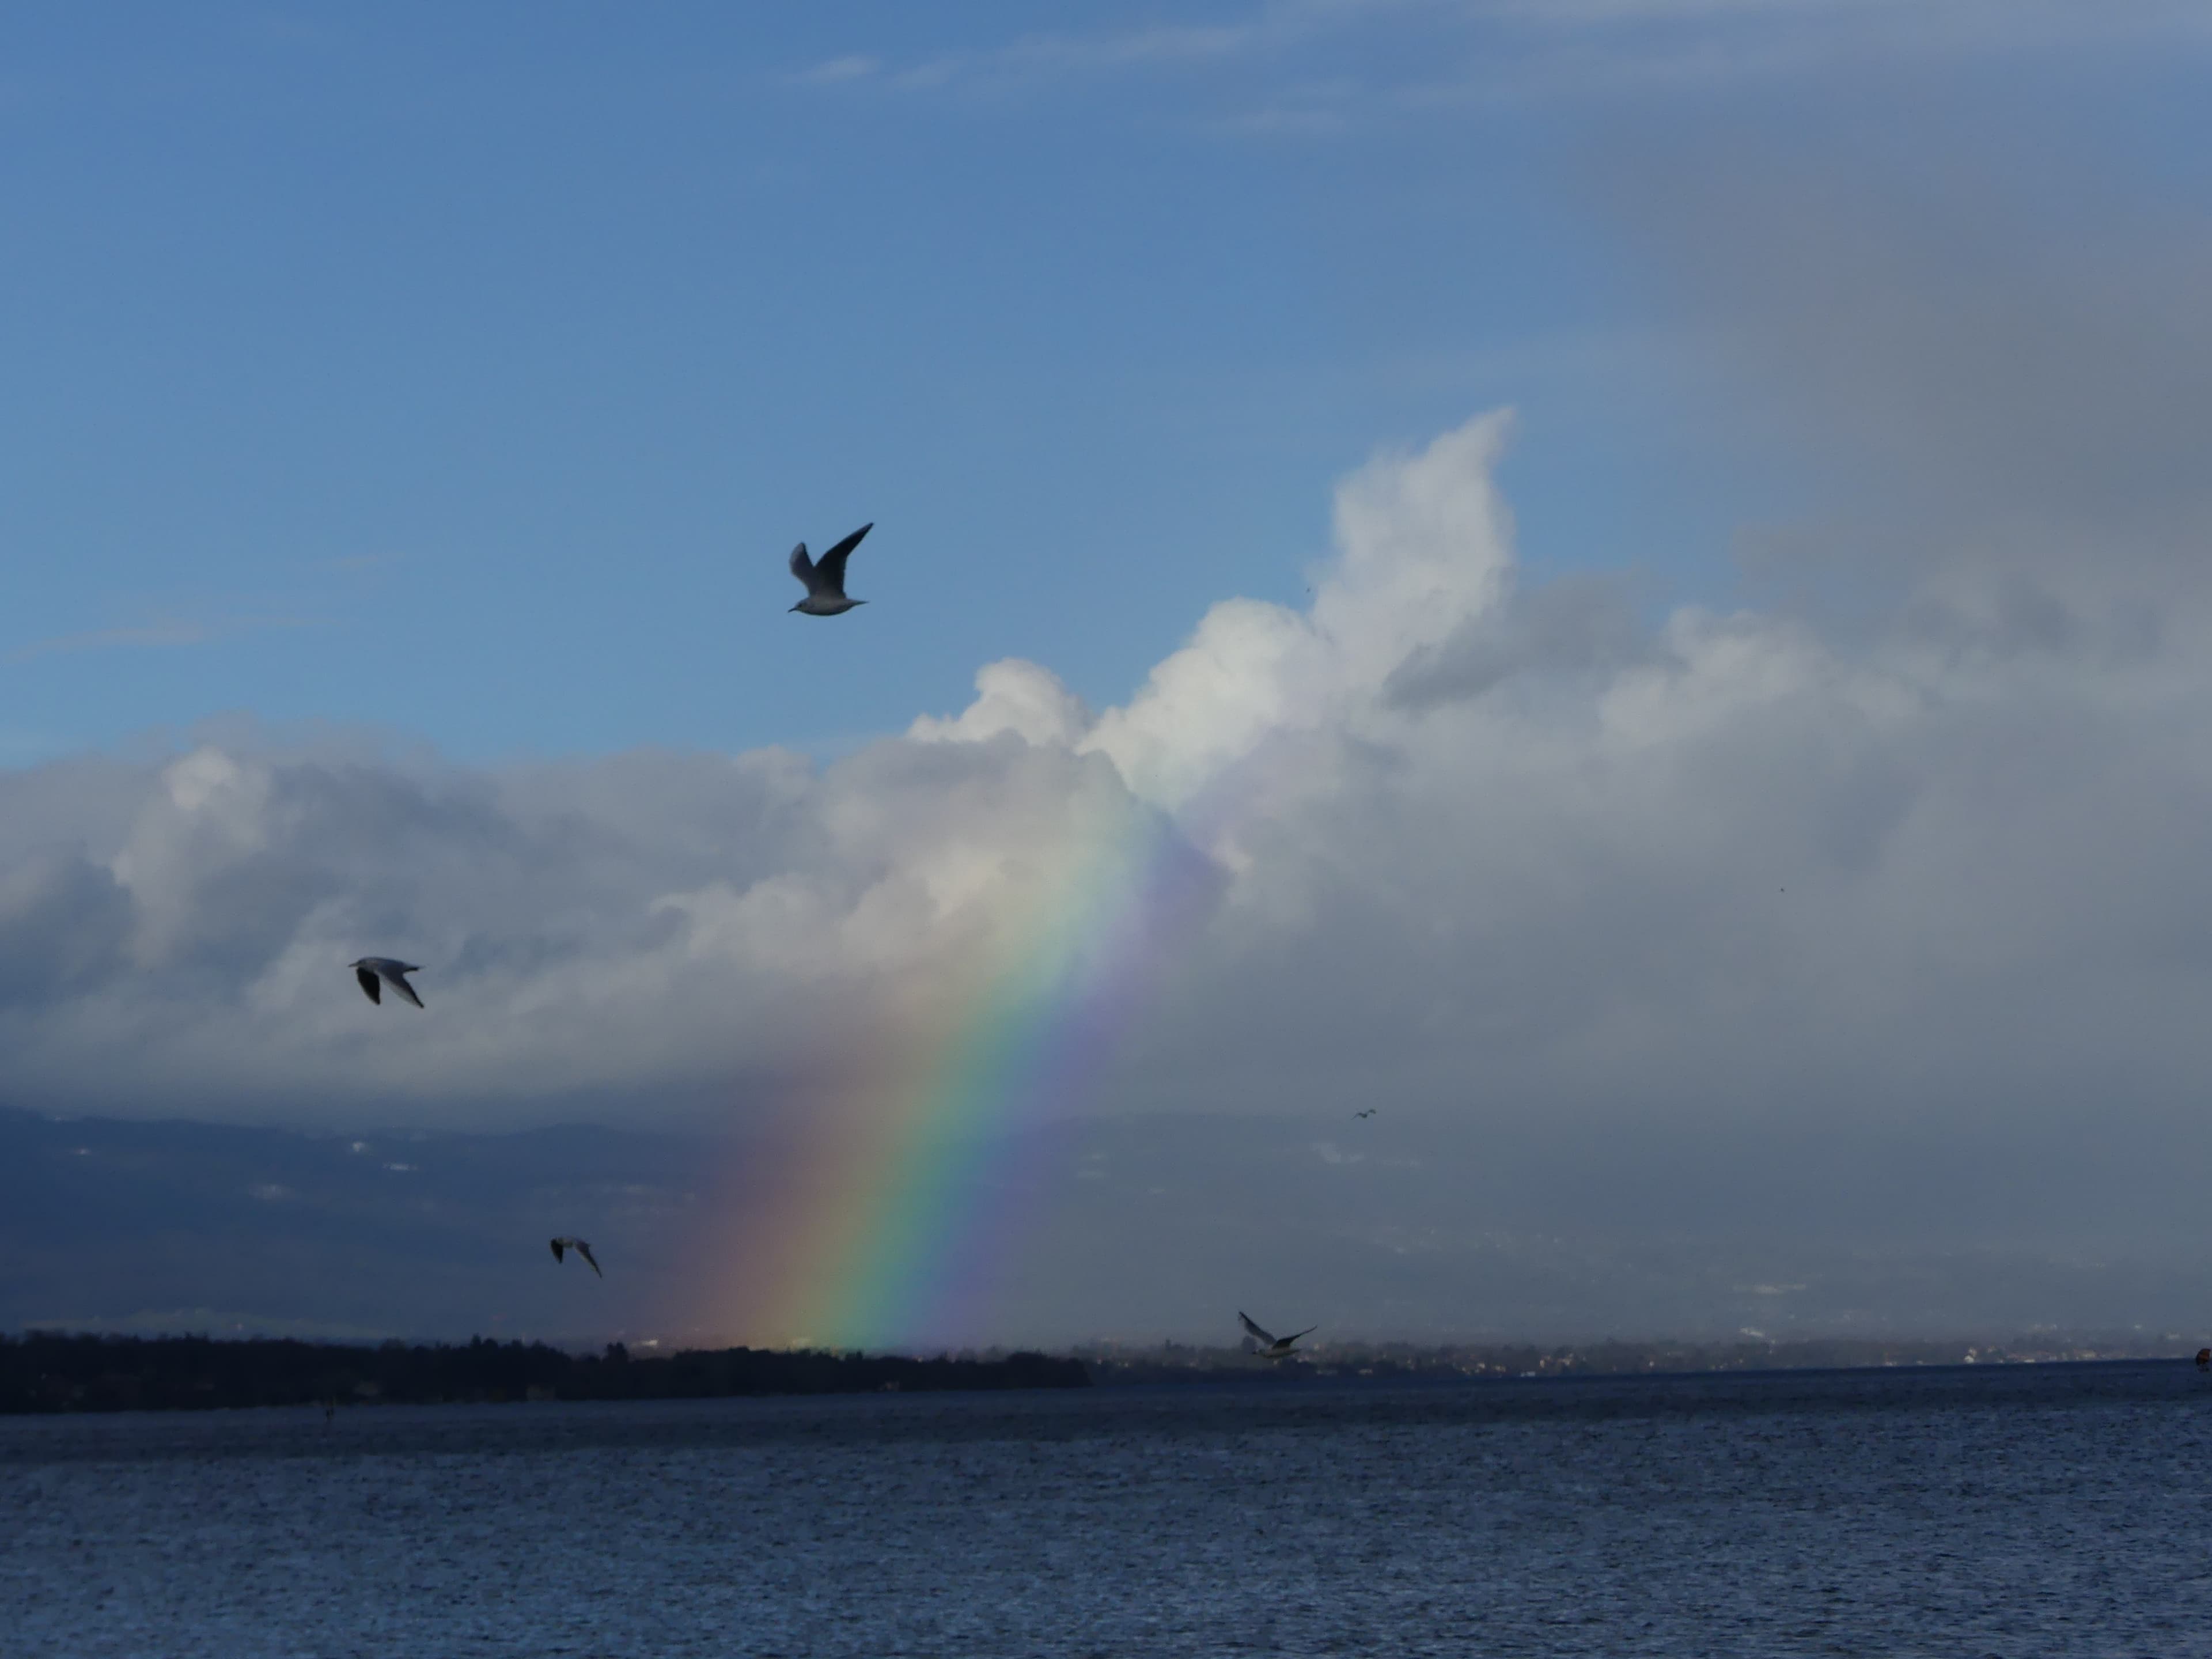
7,2,2212,1345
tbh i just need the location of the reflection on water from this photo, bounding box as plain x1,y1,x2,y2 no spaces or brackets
5,1362,2208,1656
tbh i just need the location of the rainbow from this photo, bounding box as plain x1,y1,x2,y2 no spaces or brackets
691,763,1232,1352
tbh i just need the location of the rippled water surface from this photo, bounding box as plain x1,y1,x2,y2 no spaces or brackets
6,1362,2211,1656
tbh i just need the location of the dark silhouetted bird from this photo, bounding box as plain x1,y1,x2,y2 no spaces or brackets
550,1237,603,1277
351,958,424,1009
1238,1310,1316,1360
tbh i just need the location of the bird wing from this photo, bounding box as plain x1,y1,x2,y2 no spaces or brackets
576,1242,603,1277
550,1238,566,1262
812,523,872,594
788,542,816,592
1238,1310,1275,1346
355,966,381,1005
1278,1327,1316,1348
386,968,424,1009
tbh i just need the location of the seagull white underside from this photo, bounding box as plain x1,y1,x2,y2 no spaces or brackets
351,957,423,1009
787,524,872,615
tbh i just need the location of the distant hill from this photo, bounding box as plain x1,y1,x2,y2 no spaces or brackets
7,1103,2212,1348
0,1103,712,1343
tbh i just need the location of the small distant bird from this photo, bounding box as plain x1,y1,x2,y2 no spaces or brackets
1238,1310,1316,1361
1353,1109,1377,1119
550,1237,603,1277
788,523,873,616
351,958,424,1009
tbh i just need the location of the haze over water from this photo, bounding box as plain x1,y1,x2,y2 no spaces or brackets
9,1363,2207,1657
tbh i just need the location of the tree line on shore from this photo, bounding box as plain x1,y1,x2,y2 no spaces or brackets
0,1331,1089,1414
8,1327,2176,1415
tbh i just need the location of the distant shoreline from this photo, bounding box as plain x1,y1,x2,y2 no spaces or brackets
1079,1334,2200,1386
0,1332,1088,1415
5,1329,2196,1416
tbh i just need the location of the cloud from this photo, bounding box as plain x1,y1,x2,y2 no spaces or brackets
857,6,1328,93
791,54,881,86
909,660,1090,748
1607,130,2212,528
802,1,2212,116
1078,413,1517,809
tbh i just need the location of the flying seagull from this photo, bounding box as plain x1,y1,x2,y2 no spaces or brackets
1353,1109,1377,1119
350,958,424,1009
550,1237,603,1277
1238,1310,1316,1361
788,522,873,616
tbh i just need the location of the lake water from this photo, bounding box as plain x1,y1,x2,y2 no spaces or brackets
5,1361,2209,1656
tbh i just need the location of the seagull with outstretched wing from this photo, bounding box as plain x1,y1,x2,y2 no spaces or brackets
788,523,873,616
1238,1310,1316,1360
550,1237,602,1277
350,958,425,1009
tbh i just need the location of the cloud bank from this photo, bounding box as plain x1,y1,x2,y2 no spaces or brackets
0,412,1514,1124
4,394,2210,1219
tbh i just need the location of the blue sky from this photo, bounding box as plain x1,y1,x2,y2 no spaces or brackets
0,0,1873,765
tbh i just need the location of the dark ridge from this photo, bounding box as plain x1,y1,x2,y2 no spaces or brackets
0,1331,1089,1415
